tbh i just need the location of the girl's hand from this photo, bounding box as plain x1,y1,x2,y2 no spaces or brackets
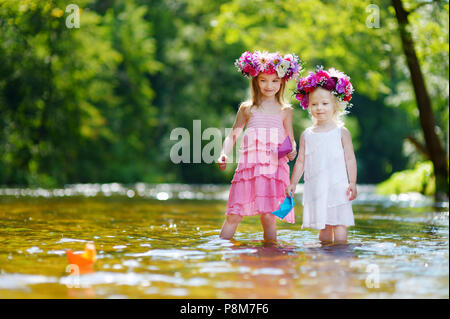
285,184,296,197
347,182,357,201
287,148,297,161
217,153,228,171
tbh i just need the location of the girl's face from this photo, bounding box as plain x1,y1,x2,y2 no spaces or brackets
257,72,282,98
309,87,338,124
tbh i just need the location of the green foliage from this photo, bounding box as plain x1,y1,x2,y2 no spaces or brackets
376,161,435,195
211,0,448,185
0,0,162,186
0,0,448,189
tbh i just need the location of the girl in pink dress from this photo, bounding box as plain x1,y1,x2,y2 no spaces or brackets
217,51,303,242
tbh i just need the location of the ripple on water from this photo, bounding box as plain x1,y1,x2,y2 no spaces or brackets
198,262,251,274
196,237,236,250
0,273,58,290
124,249,206,260
218,248,259,256
25,246,43,254
58,272,209,288
46,250,67,256
251,268,284,275
56,238,88,244
122,259,140,268
113,245,127,250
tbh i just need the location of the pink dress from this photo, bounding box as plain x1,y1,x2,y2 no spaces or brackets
225,110,295,223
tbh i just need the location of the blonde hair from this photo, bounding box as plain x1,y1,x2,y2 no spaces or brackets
240,75,289,117
308,88,349,126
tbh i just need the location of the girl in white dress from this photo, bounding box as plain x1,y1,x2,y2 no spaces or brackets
286,66,357,244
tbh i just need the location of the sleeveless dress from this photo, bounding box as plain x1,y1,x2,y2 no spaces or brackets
302,126,354,230
225,110,295,223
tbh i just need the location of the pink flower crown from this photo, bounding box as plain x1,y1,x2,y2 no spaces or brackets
294,66,354,110
235,50,304,81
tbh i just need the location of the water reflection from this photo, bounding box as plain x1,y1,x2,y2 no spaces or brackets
210,241,299,298
0,184,447,298
303,242,358,259
213,240,366,298
227,241,298,270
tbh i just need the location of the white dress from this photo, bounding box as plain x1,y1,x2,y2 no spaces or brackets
302,126,355,230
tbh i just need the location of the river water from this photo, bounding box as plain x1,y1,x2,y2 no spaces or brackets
0,184,448,298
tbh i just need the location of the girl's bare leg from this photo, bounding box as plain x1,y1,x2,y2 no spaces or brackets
260,213,277,243
220,214,243,239
333,225,348,244
319,224,333,243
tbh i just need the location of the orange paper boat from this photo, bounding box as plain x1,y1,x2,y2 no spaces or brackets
66,243,96,272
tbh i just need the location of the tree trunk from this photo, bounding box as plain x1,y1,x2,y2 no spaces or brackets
392,0,449,202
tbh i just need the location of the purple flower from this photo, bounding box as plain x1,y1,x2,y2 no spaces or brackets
236,51,304,81
294,65,354,111
323,78,336,91
336,78,347,94
307,72,317,86
301,94,309,110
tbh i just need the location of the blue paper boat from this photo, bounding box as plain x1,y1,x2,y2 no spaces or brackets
271,192,295,219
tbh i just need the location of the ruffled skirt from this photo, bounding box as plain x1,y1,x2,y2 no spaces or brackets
226,139,295,223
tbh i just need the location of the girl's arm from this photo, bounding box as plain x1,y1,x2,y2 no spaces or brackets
341,127,357,200
217,105,248,170
285,131,305,195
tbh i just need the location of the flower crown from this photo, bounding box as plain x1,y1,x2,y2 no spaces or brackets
294,66,354,110
235,50,304,81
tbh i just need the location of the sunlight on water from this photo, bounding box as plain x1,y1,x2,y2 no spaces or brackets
0,184,448,298
0,183,438,207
